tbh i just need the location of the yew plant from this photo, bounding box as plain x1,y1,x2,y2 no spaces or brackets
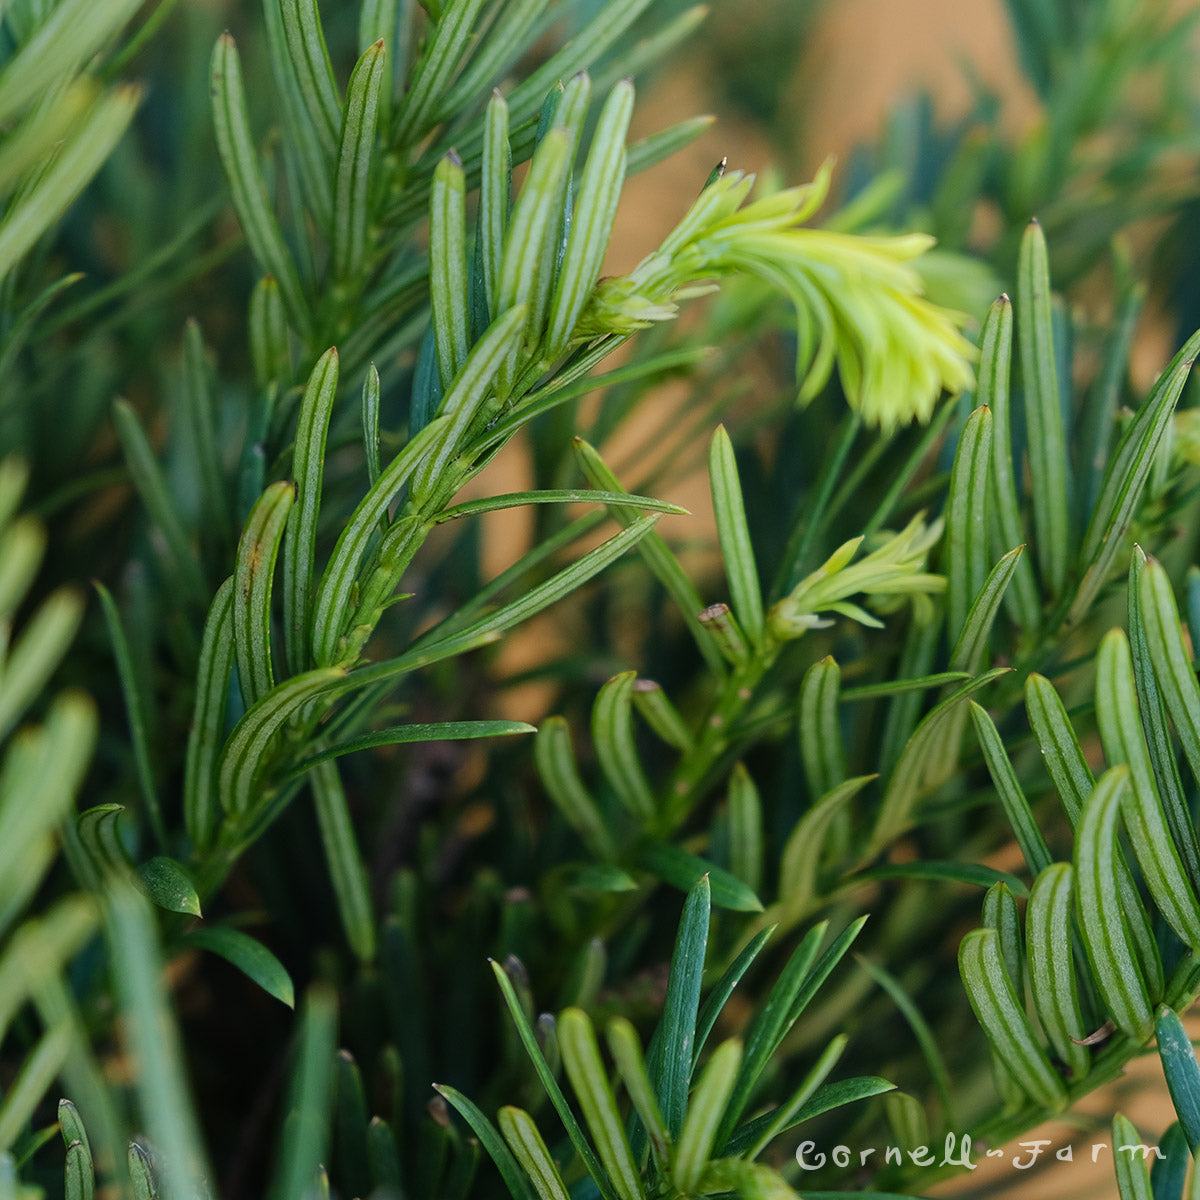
6,2,1200,1200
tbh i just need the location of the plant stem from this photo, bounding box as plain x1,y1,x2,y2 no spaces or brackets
658,648,776,835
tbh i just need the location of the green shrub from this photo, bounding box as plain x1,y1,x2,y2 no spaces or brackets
5,2,1200,1199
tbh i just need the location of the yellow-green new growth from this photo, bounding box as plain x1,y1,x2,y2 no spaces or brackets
578,161,976,429
768,512,945,640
